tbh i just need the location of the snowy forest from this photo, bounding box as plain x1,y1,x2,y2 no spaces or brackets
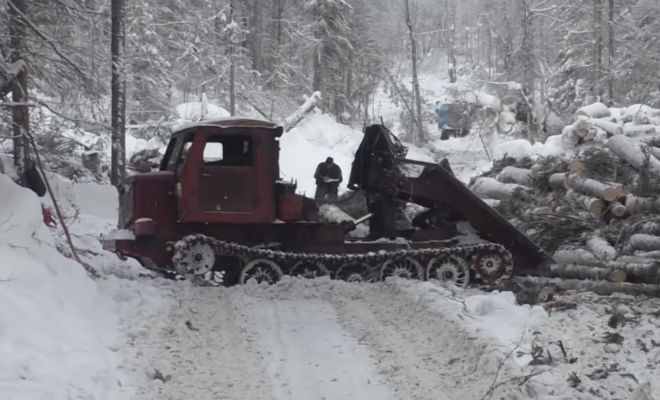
2,0,660,149
3,1,660,400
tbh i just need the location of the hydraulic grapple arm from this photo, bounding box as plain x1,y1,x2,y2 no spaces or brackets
348,124,548,273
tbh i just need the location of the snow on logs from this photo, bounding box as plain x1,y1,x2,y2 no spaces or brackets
576,102,611,119
605,134,660,174
470,177,526,200
495,166,532,185
552,246,660,283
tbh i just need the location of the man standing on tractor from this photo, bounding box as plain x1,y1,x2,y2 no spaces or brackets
314,156,342,201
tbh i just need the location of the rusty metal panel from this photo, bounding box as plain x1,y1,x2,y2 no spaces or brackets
395,160,548,272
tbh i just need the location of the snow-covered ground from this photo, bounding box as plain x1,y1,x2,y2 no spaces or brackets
2,64,660,400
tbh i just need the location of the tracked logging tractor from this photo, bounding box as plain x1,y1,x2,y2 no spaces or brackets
104,118,547,286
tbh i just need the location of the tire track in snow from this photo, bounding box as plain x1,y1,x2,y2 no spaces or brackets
253,299,395,400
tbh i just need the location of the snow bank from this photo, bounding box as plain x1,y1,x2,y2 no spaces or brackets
0,174,124,400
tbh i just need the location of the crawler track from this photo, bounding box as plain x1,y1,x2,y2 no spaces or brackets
172,234,514,286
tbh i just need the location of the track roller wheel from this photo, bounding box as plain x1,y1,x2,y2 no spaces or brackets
379,257,424,280
473,252,508,283
173,241,216,277
240,258,283,284
289,260,329,279
336,262,372,283
427,255,470,288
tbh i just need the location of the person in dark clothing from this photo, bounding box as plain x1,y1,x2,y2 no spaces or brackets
314,156,342,200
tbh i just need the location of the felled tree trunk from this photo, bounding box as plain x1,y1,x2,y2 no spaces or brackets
650,146,660,161
592,118,623,136
565,173,623,202
568,159,587,173
496,166,532,185
606,134,660,174
622,124,656,137
608,201,627,217
575,102,610,118
514,276,660,297
565,189,607,216
554,248,599,264
548,263,625,282
282,91,322,131
548,172,568,189
624,195,660,214
586,236,617,260
481,198,501,208
470,177,525,200
630,233,660,251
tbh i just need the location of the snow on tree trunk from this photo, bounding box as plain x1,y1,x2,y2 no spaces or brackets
283,91,321,132
622,124,656,137
8,0,30,185
630,234,660,251
554,248,599,265
576,102,610,118
586,236,617,260
591,118,623,136
565,173,623,202
111,0,126,187
403,0,425,144
470,177,525,200
496,166,532,185
606,134,660,174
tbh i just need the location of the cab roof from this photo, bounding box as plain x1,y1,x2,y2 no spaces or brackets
173,117,283,137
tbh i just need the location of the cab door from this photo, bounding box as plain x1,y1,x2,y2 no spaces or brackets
177,128,274,223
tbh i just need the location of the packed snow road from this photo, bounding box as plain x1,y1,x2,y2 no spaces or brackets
113,277,538,400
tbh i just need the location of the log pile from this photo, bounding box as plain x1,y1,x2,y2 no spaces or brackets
472,102,660,292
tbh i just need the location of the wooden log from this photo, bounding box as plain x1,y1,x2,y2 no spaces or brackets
650,146,660,161
608,201,627,218
565,173,623,202
638,222,660,234
565,189,607,216
630,234,660,251
561,125,580,147
554,248,599,265
623,123,656,137
282,91,322,131
548,172,568,189
553,248,659,281
572,119,592,138
633,251,660,259
606,135,660,174
513,276,660,297
624,195,660,214
548,264,625,282
567,159,586,173
522,206,552,218
586,236,617,261
481,198,501,208
469,177,525,200
576,102,611,118
496,166,532,185
592,118,623,136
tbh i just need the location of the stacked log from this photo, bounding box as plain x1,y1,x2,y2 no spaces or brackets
471,101,660,292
